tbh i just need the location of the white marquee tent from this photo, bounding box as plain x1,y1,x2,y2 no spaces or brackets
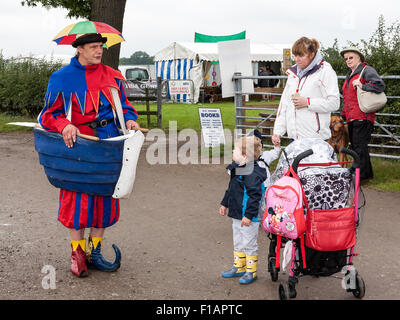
154,41,290,103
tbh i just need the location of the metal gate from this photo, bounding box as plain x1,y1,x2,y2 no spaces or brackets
233,72,400,159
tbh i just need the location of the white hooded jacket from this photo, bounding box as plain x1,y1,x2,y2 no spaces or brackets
273,59,340,140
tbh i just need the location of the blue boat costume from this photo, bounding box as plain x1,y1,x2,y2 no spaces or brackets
38,51,138,276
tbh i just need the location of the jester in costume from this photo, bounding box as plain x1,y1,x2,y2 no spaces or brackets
38,33,140,277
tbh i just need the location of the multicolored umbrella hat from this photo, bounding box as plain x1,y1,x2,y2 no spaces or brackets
53,21,124,48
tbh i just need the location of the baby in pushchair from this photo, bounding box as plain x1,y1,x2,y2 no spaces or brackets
263,138,366,300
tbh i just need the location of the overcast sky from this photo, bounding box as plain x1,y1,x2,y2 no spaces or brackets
1,0,399,60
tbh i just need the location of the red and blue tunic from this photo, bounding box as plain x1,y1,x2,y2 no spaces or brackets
38,57,138,230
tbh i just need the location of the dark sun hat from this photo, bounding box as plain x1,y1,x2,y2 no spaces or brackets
340,46,365,62
72,33,107,48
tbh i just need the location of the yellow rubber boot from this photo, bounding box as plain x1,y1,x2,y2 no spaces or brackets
221,251,246,278
239,255,258,284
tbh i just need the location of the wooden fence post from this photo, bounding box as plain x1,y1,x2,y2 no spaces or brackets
127,80,162,129
145,87,150,128
157,77,162,127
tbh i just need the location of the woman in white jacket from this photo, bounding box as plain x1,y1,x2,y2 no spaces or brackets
272,37,340,145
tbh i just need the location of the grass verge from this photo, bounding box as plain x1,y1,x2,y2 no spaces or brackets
134,100,277,132
0,113,35,132
368,157,400,192
1,100,399,193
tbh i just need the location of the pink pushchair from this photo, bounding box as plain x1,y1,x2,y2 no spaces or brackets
264,147,366,300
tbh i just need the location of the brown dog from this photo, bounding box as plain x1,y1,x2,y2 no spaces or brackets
328,115,350,165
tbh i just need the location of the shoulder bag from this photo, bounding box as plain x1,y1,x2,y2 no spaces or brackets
356,67,387,113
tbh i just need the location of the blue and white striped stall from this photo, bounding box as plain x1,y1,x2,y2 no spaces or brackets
154,41,289,104
155,58,195,103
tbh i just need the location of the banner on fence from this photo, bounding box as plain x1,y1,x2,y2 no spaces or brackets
169,80,193,95
198,108,226,147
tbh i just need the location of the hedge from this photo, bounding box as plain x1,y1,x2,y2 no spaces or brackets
0,53,62,117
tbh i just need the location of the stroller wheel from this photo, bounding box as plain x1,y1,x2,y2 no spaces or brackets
288,282,297,299
352,274,366,299
278,283,288,300
278,282,296,300
268,257,279,282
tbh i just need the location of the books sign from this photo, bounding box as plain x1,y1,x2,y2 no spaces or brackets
198,108,225,147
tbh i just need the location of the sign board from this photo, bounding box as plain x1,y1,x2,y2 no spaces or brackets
122,79,168,99
169,80,193,95
126,80,157,90
217,39,254,98
198,108,225,147
123,80,156,98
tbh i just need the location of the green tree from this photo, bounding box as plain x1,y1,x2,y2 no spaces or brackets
21,0,126,69
358,15,400,132
119,51,154,65
321,38,348,76
21,0,91,18
359,15,400,77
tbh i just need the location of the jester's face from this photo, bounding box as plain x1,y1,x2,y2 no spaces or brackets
77,42,103,65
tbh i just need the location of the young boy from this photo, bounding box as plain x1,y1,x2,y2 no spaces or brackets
219,135,267,284
252,130,281,275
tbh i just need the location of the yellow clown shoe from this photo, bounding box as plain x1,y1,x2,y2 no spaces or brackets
221,251,246,278
239,255,258,284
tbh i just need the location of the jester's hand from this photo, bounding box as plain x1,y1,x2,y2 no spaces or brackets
62,124,80,148
126,120,140,131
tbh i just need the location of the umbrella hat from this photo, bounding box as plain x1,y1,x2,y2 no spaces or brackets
53,21,124,48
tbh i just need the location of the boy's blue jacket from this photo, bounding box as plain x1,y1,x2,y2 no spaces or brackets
221,161,267,222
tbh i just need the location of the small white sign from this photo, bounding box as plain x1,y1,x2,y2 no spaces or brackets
169,80,192,95
198,108,226,147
